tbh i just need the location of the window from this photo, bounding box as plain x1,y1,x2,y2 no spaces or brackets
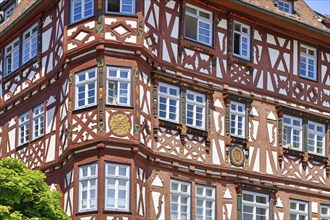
78,163,98,212
276,0,293,13
290,200,308,220
170,179,191,220
230,101,246,138
186,90,206,130
4,38,20,76
3,23,39,77
106,0,136,14
23,23,38,64
75,68,97,110
233,20,251,60
71,0,94,23
104,163,130,211
195,185,215,220
283,115,302,150
106,67,131,106
184,3,213,46
300,45,317,81
321,205,330,220
308,121,326,156
32,104,44,140
4,3,16,20
242,191,269,220
158,82,180,123
18,112,30,146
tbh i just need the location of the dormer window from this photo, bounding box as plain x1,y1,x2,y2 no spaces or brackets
276,0,293,13
4,3,15,19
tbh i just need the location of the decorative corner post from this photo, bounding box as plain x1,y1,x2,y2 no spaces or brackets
96,0,104,35
178,0,185,57
67,73,74,141
97,57,105,132
277,110,284,168
153,79,159,141
134,68,140,135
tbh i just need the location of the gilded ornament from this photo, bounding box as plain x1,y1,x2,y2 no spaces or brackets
229,145,245,167
109,114,131,136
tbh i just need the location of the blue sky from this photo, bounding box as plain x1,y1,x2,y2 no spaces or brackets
305,0,330,15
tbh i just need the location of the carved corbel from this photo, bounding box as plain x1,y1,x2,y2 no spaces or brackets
301,151,309,170
325,156,330,177
278,145,284,168
153,115,159,142
204,131,210,153
179,124,187,146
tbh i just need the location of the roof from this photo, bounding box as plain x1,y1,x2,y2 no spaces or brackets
239,0,330,33
0,0,38,33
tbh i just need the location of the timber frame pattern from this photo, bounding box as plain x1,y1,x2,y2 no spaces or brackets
0,0,329,219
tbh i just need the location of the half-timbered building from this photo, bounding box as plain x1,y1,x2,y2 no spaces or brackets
0,0,329,219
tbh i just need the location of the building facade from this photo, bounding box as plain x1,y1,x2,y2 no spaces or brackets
0,0,329,219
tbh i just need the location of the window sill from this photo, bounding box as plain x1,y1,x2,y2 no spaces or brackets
156,119,210,151
2,56,40,83
179,38,215,57
230,135,247,145
68,16,95,28
73,104,98,113
105,104,134,110
298,75,318,83
279,147,329,172
104,12,137,18
16,143,29,150
228,53,253,69
103,209,131,214
76,209,98,215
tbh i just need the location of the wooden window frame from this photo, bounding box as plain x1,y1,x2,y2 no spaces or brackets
74,68,98,110
106,66,132,107
78,163,98,213
289,199,309,220
104,162,130,212
184,3,213,46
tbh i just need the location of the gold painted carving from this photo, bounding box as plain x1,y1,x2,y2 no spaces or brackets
109,114,131,136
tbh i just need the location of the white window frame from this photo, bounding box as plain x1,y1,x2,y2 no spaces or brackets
4,38,20,77
230,101,246,138
18,112,30,146
233,20,251,60
104,162,130,212
308,121,326,156
78,163,98,212
242,190,269,220
320,205,330,220
170,179,191,220
184,3,213,46
75,68,97,110
186,90,206,130
300,45,317,81
105,0,136,14
290,200,308,220
71,0,94,23
277,0,293,13
283,115,303,150
22,23,38,64
32,104,44,140
4,3,15,20
195,185,215,220
158,82,180,123
106,66,131,107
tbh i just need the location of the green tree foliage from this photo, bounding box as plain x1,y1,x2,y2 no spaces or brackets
0,158,70,220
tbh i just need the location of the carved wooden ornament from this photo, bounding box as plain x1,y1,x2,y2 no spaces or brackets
230,145,245,167
109,113,131,136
